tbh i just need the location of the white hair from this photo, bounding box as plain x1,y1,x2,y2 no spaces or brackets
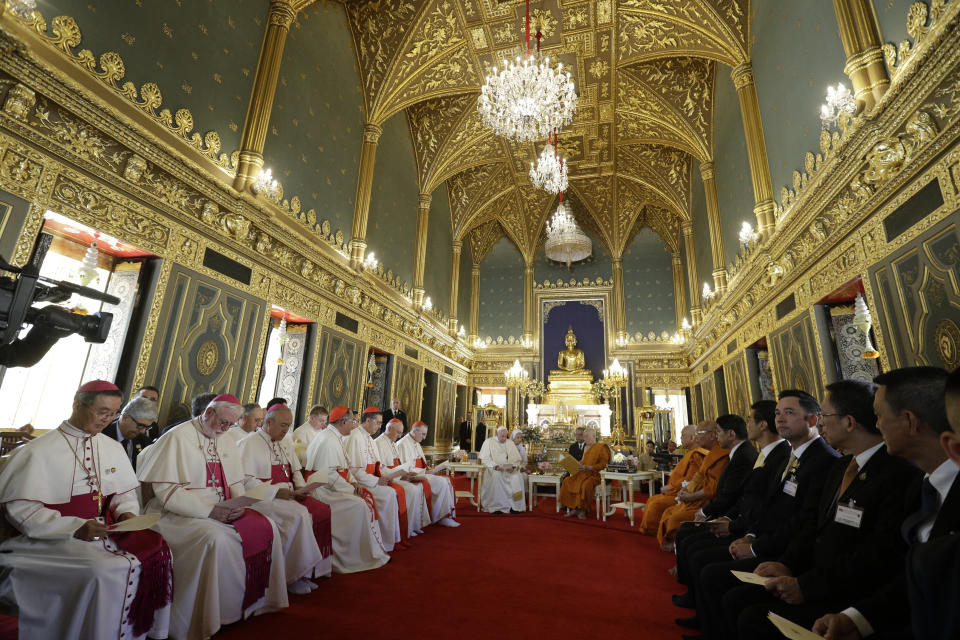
206,400,241,414
122,396,158,422
496,426,508,434
511,428,522,439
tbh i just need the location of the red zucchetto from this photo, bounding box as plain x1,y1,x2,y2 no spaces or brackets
211,393,241,405
77,380,120,393
328,405,349,423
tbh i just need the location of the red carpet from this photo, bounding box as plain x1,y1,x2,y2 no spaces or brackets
220,484,682,639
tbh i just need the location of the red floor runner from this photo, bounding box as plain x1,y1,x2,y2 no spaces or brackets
220,487,682,639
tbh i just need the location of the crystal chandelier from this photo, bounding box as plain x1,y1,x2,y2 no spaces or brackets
820,83,856,130
545,196,591,266
477,0,578,143
529,129,568,194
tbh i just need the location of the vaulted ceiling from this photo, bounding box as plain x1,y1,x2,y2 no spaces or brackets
344,0,749,264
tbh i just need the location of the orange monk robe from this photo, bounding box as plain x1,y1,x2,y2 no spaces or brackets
558,443,611,511
638,447,708,535
656,445,730,544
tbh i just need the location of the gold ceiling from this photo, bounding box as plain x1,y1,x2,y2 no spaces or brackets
343,0,749,263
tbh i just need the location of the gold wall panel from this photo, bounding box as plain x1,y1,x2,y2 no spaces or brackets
435,374,457,446
723,352,751,419
144,264,267,426
313,326,367,411
699,373,717,421
769,311,824,400
392,356,425,426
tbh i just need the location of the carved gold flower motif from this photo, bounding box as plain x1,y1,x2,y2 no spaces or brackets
196,340,219,376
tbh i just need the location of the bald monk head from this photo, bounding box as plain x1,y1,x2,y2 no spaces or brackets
680,425,696,449
694,420,719,449
583,427,598,445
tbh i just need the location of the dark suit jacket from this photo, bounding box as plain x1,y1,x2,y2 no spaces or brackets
856,472,960,633
778,447,921,604
569,441,586,461
457,421,471,448
748,436,841,559
102,418,147,471
701,440,758,519
727,440,791,537
908,531,960,640
383,408,407,430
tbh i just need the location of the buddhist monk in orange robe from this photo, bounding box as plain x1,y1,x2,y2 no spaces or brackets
559,428,611,519
638,424,708,535
656,422,729,545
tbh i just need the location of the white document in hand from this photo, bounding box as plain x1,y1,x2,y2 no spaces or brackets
244,482,277,501
432,460,451,473
766,612,821,640
108,513,162,532
731,570,771,586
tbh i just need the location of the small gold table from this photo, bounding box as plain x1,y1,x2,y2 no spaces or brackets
443,462,483,508
527,474,563,512
596,470,657,526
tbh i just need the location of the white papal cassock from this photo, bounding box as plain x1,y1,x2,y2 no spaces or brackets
137,419,290,640
303,426,390,573
397,434,456,523
220,425,251,450
344,427,419,542
237,429,332,577
0,422,172,640
478,437,526,513
290,421,322,466
375,433,430,532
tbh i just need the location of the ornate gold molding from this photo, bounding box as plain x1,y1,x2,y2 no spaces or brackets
833,0,889,111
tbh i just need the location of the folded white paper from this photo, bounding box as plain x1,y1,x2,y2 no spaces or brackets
108,513,162,532
731,570,771,586
767,612,821,640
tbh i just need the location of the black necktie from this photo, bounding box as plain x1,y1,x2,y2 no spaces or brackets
902,478,939,544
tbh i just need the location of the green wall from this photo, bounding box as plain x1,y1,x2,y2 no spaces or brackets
751,0,848,204
691,160,714,292
265,4,364,233
622,228,676,336
875,0,919,50
423,183,452,316
478,237,524,339
45,0,265,159
712,71,753,267
366,112,420,287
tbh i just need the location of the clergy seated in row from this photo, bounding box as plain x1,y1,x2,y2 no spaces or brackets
373,418,430,537
237,404,333,584
397,421,459,526
137,394,320,639
221,403,265,449
345,408,422,546
559,427,610,519
638,424,708,536
478,426,526,514
656,417,747,548
302,406,391,573
290,404,328,466
0,380,173,640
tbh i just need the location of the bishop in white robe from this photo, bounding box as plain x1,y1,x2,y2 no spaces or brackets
375,418,430,532
219,403,264,450
238,404,332,583
0,380,172,640
290,404,328,465
478,427,526,513
303,406,390,573
397,421,460,527
137,394,289,640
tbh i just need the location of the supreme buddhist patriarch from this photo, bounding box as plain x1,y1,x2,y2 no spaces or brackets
559,427,611,519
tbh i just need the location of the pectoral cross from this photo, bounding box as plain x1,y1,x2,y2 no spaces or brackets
92,490,103,513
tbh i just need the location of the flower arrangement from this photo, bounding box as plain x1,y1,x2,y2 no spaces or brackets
454,449,469,462
520,425,543,445
523,379,547,400
591,379,613,403
537,461,553,474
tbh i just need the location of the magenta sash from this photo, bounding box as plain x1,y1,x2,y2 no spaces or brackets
270,463,291,486
296,496,332,557
44,492,173,636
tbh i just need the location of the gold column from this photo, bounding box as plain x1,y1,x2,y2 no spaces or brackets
611,256,628,343
522,261,535,346
671,252,686,328
348,123,383,267
233,0,297,193
412,193,431,307
731,62,776,241
682,221,701,324
833,0,889,111
468,263,481,345
448,240,462,333
699,161,728,295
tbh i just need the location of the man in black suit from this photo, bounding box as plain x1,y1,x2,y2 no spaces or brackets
695,413,758,522
568,426,586,461
672,400,788,611
729,379,921,638
814,366,959,640
456,416,472,450
103,395,158,471
473,420,486,453
132,385,161,443
384,398,407,430
688,390,839,639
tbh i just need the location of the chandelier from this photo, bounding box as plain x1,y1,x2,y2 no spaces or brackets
477,0,578,143
545,196,591,266
819,83,856,130
529,129,568,194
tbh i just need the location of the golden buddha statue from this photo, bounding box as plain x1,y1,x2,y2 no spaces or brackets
557,326,587,372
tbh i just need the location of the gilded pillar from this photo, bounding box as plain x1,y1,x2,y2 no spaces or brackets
671,252,686,328
233,0,297,193
833,0,889,111
522,261,535,345
699,161,728,295
468,263,481,345
412,193,431,307
348,123,383,268
682,221,701,324
611,256,628,343
731,63,776,241
448,240,462,333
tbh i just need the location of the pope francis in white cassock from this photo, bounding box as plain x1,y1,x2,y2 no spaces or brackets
237,404,331,586
397,421,460,527
303,406,390,573
138,394,299,640
347,409,427,542
478,427,527,513
0,380,172,640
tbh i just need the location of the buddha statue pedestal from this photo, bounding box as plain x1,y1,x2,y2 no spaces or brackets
543,370,596,406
